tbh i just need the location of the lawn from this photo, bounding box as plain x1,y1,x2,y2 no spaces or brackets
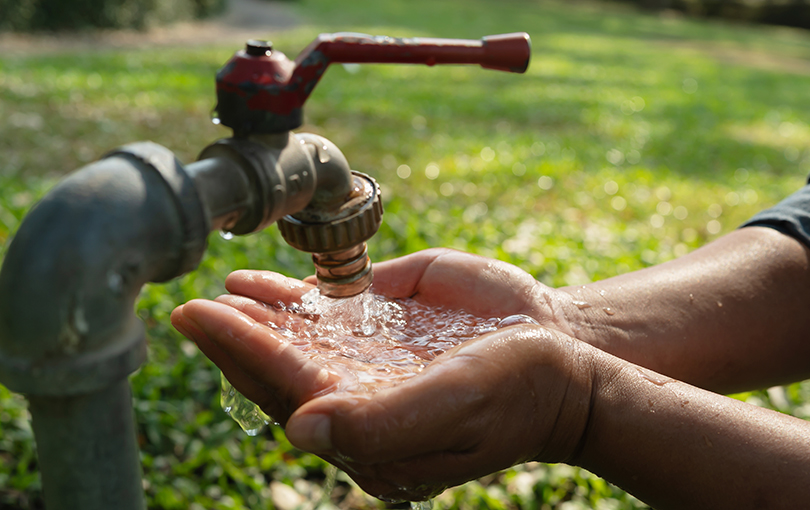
2,0,810,508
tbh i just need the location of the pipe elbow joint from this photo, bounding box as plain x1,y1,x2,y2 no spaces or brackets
295,133,353,211
0,142,209,396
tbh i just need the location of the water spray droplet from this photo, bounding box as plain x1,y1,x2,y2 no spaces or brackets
497,314,539,328
107,271,123,293
573,300,591,310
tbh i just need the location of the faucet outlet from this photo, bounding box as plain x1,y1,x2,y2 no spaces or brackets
312,244,374,298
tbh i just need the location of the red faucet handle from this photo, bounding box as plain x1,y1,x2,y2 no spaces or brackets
214,32,532,135
300,32,531,73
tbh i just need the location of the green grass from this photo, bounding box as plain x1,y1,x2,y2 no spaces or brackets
3,0,810,508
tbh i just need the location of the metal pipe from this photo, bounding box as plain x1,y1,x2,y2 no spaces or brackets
184,156,251,232
0,142,209,510
29,380,144,510
194,132,319,235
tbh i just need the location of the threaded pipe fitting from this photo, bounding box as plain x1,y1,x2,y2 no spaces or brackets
312,243,373,297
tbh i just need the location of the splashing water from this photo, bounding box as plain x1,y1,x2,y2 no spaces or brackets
221,288,538,433
221,374,274,436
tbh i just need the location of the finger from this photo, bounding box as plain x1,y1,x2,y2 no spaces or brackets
171,304,286,419
179,299,341,410
345,452,480,501
341,471,447,503
224,270,315,305
322,444,470,500
214,294,292,327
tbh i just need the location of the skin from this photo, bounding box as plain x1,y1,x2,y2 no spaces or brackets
171,226,810,507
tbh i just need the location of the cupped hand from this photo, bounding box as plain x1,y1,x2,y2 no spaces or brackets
284,324,596,501
171,248,594,500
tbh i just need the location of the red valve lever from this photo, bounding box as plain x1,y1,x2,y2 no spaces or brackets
215,32,531,135
297,32,531,72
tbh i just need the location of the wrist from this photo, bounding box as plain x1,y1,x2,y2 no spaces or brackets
525,330,602,464
522,281,591,341
561,345,629,467
556,283,636,355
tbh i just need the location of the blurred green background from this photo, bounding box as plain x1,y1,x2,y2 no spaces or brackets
3,0,810,508
0,0,228,31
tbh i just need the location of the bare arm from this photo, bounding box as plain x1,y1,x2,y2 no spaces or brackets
557,226,810,393
575,350,810,509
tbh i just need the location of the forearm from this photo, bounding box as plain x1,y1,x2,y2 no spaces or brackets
557,227,810,392
575,350,810,510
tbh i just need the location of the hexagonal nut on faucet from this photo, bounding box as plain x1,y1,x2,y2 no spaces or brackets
277,171,382,254
277,172,382,297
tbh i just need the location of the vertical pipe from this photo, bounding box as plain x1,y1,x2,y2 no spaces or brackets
28,379,145,510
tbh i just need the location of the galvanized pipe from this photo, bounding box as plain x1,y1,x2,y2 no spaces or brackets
0,142,210,510
29,380,144,510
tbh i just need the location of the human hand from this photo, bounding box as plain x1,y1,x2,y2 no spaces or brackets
171,248,595,500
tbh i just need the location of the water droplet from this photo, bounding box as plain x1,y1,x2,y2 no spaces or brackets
497,314,539,328
342,63,361,74
219,230,234,240
636,367,670,386
603,307,615,316
107,271,123,293
411,501,435,510
573,300,591,310
220,374,273,435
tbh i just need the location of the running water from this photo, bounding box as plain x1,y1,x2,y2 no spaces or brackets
221,287,539,432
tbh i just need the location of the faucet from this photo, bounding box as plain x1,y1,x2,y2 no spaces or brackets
0,32,530,509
